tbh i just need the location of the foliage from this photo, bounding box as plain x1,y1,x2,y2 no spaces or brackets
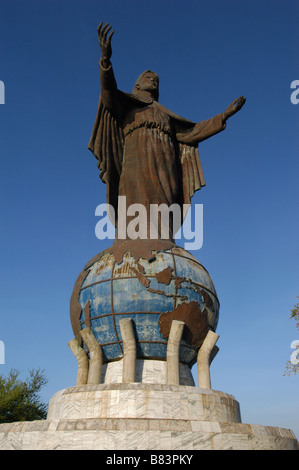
290,299,299,331
0,369,48,423
284,298,299,376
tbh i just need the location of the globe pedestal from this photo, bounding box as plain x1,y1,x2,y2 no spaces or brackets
42,381,295,451
0,368,297,450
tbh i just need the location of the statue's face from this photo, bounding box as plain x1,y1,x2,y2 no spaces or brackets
137,72,159,93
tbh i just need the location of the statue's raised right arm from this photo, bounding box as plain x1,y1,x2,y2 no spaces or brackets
97,22,114,68
96,22,121,116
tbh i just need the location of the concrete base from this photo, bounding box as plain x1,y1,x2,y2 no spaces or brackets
0,383,297,450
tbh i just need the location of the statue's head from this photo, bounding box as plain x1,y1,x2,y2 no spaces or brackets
133,70,159,101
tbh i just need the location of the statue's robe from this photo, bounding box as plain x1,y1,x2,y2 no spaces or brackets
89,60,226,241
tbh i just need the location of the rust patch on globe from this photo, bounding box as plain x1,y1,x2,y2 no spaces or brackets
197,287,215,312
158,301,210,348
130,266,150,287
137,262,145,273
95,253,114,275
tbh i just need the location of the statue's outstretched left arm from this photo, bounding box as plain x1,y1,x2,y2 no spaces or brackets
176,96,246,145
223,96,246,122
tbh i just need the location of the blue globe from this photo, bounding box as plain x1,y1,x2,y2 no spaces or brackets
70,244,219,366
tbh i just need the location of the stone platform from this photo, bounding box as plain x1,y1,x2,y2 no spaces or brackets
0,380,297,450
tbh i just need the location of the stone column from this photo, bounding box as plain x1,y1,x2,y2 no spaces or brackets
119,318,136,383
166,320,185,385
68,338,89,385
80,327,103,385
197,330,219,389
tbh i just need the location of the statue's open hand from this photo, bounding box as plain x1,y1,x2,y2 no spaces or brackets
224,96,246,120
97,22,114,63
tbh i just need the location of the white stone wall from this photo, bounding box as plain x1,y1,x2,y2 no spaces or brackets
47,384,241,422
101,359,195,386
0,383,297,450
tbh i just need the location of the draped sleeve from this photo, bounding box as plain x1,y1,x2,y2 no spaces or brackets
172,112,226,205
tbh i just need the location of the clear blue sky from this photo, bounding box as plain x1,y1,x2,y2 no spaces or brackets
0,0,298,438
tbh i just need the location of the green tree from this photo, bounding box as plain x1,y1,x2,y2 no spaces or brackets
0,368,48,423
284,298,299,376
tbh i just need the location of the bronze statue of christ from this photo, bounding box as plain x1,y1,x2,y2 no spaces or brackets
89,22,246,242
